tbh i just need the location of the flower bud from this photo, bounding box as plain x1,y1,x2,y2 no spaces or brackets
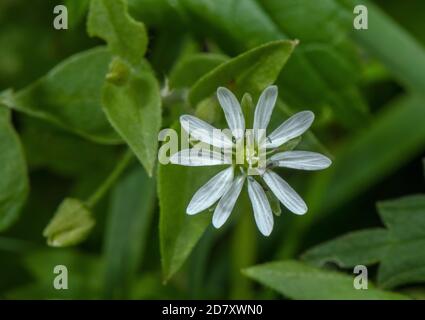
43,198,95,247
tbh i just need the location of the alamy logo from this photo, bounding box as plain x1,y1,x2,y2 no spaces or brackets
53,265,68,290
353,265,368,290
353,5,368,30
53,5,68,30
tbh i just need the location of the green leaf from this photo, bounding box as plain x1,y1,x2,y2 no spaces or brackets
87,0,148,65
243,260,409,300
65,0,89,28
0,102,29,231
261,0,354,44
103,167,156,299
259,0,368,127
102,58,161,176
180,0,369,129
303,195,425,289
377,195,425,288
180,0,281,52
169,53,228,89
2,48,120,144
43,198,95,247
378,195,425,236
302,229,390,267
128,0,183,28
158,160,222,282
189,40,297,105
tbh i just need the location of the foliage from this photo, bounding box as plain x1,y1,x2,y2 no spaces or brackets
303,195,425,289
0,0,424,300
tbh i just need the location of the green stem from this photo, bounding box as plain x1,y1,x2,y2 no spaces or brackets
230,192,257,299
85,150,134,208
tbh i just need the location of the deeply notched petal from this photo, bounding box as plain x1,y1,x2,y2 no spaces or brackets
212,175,245,229
217,87,245,140
170,149,231,166
186,166,234,215
270,151,332,171
262,170,307,215
253,85,278,131
180,115,233,148
247,177,274,236
266,111,314,149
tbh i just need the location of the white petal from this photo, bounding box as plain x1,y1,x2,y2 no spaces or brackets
247,177,274,236
262,170,307,215
187,167,234,215
266,111,314,149
217,87,245,140
270,151,332,171
212,175,245,228
170,149,231,166
180,114,233,148
253,85,278,131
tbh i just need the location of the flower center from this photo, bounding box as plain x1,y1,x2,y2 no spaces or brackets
232,130,267,175
245,143,259,166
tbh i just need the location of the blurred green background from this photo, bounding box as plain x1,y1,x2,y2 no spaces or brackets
0,0,424,299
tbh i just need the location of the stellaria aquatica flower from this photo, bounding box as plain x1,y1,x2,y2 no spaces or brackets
170,85,331,236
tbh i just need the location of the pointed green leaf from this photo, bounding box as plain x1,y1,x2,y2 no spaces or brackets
158,160,222,281
243,260,409,300
378,195,425,236
302,229,390,267
103,167,156,298
303,195,425,289
376,195,425,288
169,53,228,89
189,40,297,104
102,58,161,176
0,101,29,231
87,0,148,65
2,48,120,144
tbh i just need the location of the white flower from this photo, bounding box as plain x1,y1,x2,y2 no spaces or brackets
170,85,331,236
